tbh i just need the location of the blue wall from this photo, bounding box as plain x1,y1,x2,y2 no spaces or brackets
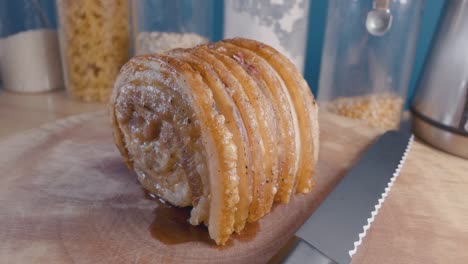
0,0,58,38
303,0,446,106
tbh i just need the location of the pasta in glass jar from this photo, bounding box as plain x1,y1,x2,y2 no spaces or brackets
56,0,130,102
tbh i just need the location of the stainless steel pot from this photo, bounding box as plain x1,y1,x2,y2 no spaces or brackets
411,0,468,159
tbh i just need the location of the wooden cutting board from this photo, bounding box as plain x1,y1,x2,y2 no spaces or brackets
0,111,384,264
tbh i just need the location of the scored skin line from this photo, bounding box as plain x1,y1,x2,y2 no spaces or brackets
349,135,414,258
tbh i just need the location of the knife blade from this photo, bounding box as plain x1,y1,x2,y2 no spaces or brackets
279,130,414,264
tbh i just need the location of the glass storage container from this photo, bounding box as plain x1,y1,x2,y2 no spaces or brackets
0,0,63,93
132,0,215,55
223,0,310,73
56,0,130,103
318,0,423,131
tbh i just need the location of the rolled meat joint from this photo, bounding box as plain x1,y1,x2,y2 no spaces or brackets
110,38,319,245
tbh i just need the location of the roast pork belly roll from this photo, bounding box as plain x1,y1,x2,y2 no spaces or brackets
110,38,318,245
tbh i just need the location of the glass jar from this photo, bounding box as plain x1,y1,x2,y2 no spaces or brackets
223,0,310,73
56,0,130,103
318,0,423,131
132,0,215,55
0,0,63,93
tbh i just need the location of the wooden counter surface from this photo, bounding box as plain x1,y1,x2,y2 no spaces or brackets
0,90,103,138
0,89,467,264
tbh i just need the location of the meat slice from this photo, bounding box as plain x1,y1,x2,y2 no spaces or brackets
190,47,268,223
167,48,253,233
219,41,299,203
200,45,279,221
228,38,319,194
111,54,239,245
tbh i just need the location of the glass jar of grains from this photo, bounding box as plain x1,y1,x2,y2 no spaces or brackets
318,0,423,131
56,0,130,103
131,0,216,55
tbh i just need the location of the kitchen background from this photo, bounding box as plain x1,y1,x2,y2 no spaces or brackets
0,0,445,106
2,2,468,263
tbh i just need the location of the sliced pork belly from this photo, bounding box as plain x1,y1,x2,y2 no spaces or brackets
110,38,319,245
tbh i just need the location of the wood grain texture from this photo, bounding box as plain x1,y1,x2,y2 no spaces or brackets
0,110,466,264
0,90,103,138
0,111,377,264
351,138,468,264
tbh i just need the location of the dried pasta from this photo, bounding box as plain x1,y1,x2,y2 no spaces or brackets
57,0,130,102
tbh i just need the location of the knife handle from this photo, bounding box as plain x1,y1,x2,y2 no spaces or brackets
281,239,339,264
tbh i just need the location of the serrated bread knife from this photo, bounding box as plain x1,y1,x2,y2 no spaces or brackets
280,130,414,264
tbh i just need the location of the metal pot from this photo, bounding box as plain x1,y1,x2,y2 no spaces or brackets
411,0,468,159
